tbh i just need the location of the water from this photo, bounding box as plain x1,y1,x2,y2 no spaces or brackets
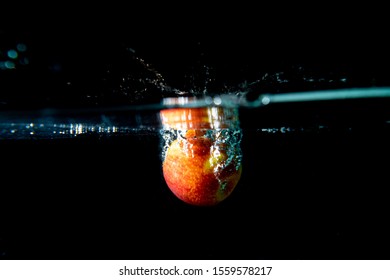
1,91,390,260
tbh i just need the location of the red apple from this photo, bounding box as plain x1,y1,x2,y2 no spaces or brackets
161,107,242,206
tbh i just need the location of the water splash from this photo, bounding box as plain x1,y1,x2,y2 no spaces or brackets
2,43,390,140
111,46,368,109
106,46,253,103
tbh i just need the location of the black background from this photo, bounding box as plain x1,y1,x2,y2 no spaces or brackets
1,5,390,260
2,5,390,108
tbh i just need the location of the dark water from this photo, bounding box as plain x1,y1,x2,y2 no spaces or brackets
2,11,390,260
1,98,390,260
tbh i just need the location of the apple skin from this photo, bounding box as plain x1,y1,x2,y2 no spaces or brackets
162,130,242,206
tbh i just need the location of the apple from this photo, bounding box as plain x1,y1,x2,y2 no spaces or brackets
160,107,242,206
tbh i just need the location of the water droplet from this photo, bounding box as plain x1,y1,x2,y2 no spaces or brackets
213,96,222,105
261,96,270,105
4,61,15,69
7,50,18,59
16,43,27,52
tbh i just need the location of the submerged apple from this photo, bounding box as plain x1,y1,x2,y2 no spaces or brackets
160,105,242,206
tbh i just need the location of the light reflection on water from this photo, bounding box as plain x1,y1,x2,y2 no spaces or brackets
1,122,381,140
0,122,159,139
1,87,390,140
